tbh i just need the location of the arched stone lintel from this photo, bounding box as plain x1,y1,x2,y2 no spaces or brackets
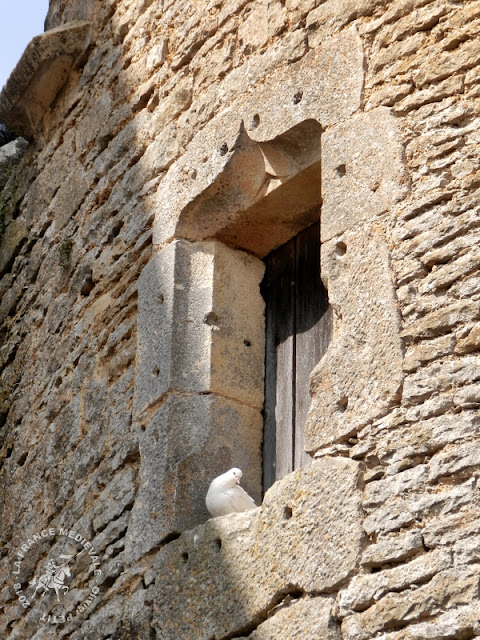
175,119,324,258
152,25,365,250
154,104,408,259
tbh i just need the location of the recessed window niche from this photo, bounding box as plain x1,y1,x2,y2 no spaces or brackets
131,118,330,557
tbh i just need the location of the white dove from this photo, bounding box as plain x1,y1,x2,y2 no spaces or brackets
206,468,257,517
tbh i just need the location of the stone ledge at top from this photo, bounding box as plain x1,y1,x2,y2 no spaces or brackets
0,21,91,140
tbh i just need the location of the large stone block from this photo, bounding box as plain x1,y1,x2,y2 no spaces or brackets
379,604,480,640
363,479,475,536
362,411,480,469
321,107,409,242
341,566,480,640
361,532,424,568
237,596,341,639
134,239,264,417
403,354,480,404
336,549,452,617
306,224,404,451
134,240,201,416
0,217,28,277
49,165,91,230
125,393,263,562
209,241,265,403
0,138,28,190
152,457,364,640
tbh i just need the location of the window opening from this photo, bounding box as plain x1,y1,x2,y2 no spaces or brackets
262,220,332,492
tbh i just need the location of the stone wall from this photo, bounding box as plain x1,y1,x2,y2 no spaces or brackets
1,0,479,638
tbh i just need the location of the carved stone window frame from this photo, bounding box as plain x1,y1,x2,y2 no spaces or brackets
125,26,407,562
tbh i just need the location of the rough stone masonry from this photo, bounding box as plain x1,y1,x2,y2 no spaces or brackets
0,0,480,638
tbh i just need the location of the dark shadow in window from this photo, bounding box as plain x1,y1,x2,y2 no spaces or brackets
261,219,332,492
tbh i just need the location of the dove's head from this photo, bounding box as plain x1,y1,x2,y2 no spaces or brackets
212,468,244,490
227,468,243,486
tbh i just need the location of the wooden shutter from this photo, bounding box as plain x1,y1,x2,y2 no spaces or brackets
262,221,332,492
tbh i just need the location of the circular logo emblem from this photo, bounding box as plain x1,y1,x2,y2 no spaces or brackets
12,526,102,625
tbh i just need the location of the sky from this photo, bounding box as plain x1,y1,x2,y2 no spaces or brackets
0,1,50,91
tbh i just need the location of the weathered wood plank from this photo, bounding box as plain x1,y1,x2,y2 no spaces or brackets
263,266,278,492
262,238,295,491
263,220,331,491
275,331,295,482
